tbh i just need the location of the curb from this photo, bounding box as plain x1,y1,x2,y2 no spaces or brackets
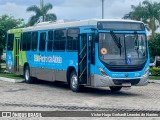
0,77,25,83
148,80,160,84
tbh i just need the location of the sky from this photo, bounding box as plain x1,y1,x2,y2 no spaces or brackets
0,0,160,23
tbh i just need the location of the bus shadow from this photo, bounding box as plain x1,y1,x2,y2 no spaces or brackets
80,87,141,97
34,80,141,97
34,80,70,90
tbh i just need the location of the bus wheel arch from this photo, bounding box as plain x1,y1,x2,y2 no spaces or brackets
70,70,80,92
67,66,76,84
67,66,81,92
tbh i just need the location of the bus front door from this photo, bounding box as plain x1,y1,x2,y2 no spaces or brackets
78,34,91,85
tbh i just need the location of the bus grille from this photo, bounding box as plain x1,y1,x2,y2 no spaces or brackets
112,79,140,85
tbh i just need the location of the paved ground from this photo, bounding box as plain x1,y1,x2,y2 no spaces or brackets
0,80,160,120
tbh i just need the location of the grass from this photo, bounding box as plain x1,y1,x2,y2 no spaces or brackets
0,73,24,79
149,76,160,80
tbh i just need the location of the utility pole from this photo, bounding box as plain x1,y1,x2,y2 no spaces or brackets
102,0,104,19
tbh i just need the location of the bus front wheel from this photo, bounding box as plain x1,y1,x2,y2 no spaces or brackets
109,86,122,92
70,71,80,92
24,66,34,84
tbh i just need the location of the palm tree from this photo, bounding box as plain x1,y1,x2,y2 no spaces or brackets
26,0,57,26
123,0,160,38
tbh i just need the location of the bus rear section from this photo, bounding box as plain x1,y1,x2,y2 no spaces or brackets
6,29,22,74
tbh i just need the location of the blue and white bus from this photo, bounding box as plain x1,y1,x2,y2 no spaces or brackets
6,19,149,92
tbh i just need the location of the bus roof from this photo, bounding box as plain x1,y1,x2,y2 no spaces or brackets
8,19,144,32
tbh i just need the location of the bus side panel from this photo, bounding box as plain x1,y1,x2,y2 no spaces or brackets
25,51,78,82
53,52,78,82
6,51,14,73
6,32,17,74
19,51,28,75
6,29,23,74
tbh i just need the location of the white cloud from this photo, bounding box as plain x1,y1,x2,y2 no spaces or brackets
52,5,101,20
104,0,145,18
51,0,144,20
0,2,32,22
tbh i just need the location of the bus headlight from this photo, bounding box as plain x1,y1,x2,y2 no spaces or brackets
142,67,149,77
98,67,108,77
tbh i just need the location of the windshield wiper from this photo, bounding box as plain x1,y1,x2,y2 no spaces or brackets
110,31,122,56
134,31,138,44
134,31,139,58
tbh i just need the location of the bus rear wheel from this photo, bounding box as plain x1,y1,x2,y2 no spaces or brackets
109,86,122,92
24,66,34,84
70,71,80,92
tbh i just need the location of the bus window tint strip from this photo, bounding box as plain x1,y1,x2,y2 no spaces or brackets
7,34,14,51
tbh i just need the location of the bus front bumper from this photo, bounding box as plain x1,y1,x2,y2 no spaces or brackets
90,74,148,87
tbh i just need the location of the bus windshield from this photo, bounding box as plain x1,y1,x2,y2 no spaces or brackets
99,33,147,66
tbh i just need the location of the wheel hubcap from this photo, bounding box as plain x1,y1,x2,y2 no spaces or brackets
71,74,78,89
25,69,29,81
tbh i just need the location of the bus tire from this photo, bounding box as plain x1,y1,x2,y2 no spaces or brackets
109,86,122,92
70,71,80,92
24,66,34,84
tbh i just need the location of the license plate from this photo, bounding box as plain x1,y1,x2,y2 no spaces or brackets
122,83,131,87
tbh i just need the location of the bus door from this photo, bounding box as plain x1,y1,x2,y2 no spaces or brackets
15,37,20,73
78,33,92,85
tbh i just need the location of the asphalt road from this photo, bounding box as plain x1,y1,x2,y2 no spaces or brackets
0,80,160,119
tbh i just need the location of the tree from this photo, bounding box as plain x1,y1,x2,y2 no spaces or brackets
123,0,160,38
26,0,57,26
0,15,24,69
148,34,160,57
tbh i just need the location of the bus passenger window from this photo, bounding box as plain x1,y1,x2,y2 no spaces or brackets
54,29,66,50
7,34,14,51
22,32,31,51
39,32,46,51
47,30,54,51
67,28,79,51
31,32,38,51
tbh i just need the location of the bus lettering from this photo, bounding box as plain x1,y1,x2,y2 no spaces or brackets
34,55,62,63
